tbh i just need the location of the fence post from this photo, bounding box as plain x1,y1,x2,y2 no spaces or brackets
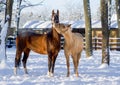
94,36,97,50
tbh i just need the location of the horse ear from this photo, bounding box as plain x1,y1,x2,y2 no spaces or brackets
57,10,59,16
68,24,71,27
52,10,54,16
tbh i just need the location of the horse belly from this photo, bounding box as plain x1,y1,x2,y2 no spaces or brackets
29,44,48,55
33,48,47,54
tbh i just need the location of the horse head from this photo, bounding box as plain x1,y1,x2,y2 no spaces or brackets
53,23,71,34
51,10,59,24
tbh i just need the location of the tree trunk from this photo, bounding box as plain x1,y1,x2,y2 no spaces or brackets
83,0,92,57
101,0,110,65
116,0,120,29
4,0,13,59
115,0,120,50
16,0,22,35
5,0,13,26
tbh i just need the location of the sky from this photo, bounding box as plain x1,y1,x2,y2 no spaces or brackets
21,0,100,16
43,0,99,12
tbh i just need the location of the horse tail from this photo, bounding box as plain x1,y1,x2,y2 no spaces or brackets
15,37,22,68
15,50,22,68
14,48,22,75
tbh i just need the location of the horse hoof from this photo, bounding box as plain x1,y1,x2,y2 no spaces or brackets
14,67,17,75
66,74,69,77
47,71,51,77
14,71,17,75
24,73,29,77
75,74,79,77
25,72,28,74
47,71,54,77
67,73,70,77
51,73,54,77
14,72,17,76
47,71,50,76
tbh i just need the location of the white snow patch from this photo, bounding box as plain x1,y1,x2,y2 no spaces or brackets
0,19,9,68
0,60,10,69
0,49,120,85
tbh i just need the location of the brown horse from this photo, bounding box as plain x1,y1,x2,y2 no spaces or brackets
53,23,83,77
14,10,61,76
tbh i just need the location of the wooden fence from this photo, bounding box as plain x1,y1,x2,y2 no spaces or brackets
5,36,120,50
61,36,120,50
91,37,120,50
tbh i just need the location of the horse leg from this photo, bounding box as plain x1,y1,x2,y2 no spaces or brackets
48,54,52,76
14,50,22,75
51,54,57,76
72,54,79,77
75,52,81,76
77,52,81,67
22,48,30,74
65,53,70,77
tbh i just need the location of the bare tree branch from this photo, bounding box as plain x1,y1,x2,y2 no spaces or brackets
20,0,44,11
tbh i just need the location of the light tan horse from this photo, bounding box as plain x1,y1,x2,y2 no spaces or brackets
53,23,83,77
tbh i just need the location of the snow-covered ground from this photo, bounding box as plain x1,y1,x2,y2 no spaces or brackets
0,47,120,85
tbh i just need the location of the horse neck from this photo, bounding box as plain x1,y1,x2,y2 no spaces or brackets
51,27,60,40
63,30,73,43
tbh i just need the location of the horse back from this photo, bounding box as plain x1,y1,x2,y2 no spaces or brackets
16,32,48,54
73,33,83,50
64,33,83,53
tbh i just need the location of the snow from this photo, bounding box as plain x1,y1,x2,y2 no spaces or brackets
98,63,109,69
22,20,40,28
0,19,8,66
36,21,52,28
22,20,44,28
0,0,5,3
22,16,118,29
0,47,120,85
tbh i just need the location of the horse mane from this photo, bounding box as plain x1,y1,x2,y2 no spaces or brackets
47,27,60,40
18,31,45,38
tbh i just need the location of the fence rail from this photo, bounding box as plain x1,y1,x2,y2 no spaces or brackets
5,36,120,50
61,37,120,50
